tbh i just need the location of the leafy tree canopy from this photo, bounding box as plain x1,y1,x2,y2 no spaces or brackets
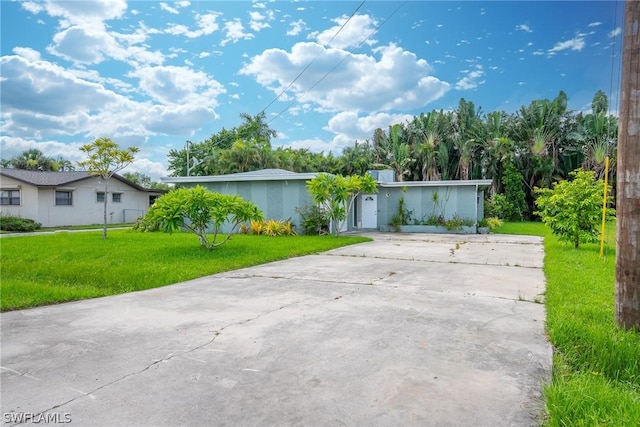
307,173,378,235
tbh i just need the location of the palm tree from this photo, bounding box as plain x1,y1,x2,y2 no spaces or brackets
373,124,414,182
238,112,277,147
9,149,57,171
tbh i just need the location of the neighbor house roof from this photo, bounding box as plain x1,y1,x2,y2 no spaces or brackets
162,168,320,184
0,168,160,192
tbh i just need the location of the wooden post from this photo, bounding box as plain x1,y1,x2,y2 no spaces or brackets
616,0,640,330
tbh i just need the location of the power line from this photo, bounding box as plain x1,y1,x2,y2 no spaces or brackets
267,1,406,126
259,0,367,115
183,1,369,172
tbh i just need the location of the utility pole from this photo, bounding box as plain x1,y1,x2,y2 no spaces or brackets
616,0,640,330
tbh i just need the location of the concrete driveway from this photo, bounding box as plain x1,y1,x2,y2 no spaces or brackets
1,233,551,427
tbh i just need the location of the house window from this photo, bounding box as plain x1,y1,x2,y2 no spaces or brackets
112,193,122,203
55,190,73,206
0,189,20,205
97,192,105,202
149,195,159,206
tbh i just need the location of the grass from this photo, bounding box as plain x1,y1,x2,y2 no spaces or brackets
494,221,640,426
39,223,133,231
0,229,370,312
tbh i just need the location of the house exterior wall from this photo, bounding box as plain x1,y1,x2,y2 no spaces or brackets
376,185,480,228
185,180,313,233
1,175,155,227
0,176,39,221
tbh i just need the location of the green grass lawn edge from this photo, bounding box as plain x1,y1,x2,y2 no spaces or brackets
494,221,640,427
0,229,371,312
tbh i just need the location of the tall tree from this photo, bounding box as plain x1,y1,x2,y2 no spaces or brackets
7,149,56,171
373,124,414,182
78,138,139,239
591,89,609,115
616,0,640,330
237,112,277,147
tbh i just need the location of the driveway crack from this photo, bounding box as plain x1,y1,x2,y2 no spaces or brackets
19,293,351,423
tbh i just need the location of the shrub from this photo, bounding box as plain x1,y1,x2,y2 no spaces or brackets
0,213,41,232
499,161,528,221
486,217,503,230
140,186,263,249
296,204,329,235
241,219,297,236
535,169,614,248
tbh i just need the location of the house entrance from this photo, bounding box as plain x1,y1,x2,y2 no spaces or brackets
361,194,378,228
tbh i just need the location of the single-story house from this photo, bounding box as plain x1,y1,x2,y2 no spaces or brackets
162,169,320,233
0,168,166,227
162,169,492,234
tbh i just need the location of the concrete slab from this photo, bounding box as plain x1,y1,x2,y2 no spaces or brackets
1,233,551,427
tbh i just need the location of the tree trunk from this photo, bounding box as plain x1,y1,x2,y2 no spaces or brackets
103,178,108,240
615,0,640,330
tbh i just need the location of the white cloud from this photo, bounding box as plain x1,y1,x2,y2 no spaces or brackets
287,19,307,36
159,2,179,15
281,111,414,155
35,0,127,26
548,36,585,55
221,19,254,46
0,55,119,117
455,66,485,90
588,22,602,27
240,42,449,113
176,1,191,7
0,55,220,150
323,111,413,148
12,47,41,61
515,24,532,33
311,14,378,49
47,24,165,66
609,27,622,38
128,157,170,182
0,136,86,163
164,13,221,38
128,65,225,106
249,11,272,32
21,1,44,14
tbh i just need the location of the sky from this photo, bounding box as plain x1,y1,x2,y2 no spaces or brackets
0,0,626,180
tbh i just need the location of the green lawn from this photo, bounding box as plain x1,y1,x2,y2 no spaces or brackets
494,221,640,426
0,229,370,311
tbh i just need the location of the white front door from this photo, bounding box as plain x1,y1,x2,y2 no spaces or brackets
361,194,378,228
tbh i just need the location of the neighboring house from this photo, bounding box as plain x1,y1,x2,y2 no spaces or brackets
162,168,492,233
0,169,166,227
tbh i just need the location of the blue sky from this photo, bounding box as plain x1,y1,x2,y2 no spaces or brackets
0,0,625,180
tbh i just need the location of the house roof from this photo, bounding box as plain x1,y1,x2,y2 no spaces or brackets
162,168,320,184
161,169,493,190
0,168,162,192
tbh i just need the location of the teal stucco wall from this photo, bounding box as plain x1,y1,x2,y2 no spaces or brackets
183,180,313,233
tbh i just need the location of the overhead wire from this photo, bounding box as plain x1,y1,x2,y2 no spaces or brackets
184,0,369,171
258,0,367,115
267,1,406,126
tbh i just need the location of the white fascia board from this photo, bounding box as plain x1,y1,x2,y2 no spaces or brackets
378,180,493,189
161,173,320,184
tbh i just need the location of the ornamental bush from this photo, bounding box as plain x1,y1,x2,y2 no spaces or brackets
139,186,263,249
